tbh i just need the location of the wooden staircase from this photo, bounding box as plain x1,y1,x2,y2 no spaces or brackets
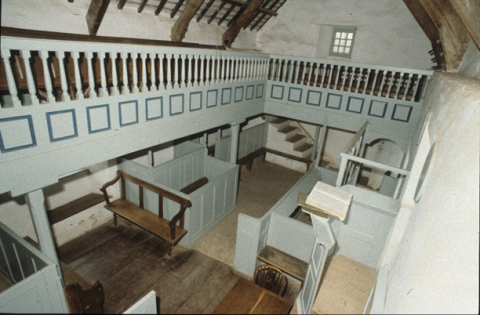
270,117,314,159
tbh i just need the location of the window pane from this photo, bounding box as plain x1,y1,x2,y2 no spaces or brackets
340,40,345,46
335,39,340,45
339,47,345,53
333,46,338,52
341,32,347,39
348,33,353,39
345,47,350,53
346,40,352,47
335,32,341,39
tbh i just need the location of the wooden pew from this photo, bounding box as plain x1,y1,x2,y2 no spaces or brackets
100,170,192,256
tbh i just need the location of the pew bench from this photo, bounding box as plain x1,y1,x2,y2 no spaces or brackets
100,171,192,256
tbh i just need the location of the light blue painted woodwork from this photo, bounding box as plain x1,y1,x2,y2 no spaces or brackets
145,97,163,121
0,222,67,313
46,109,78,142
331,185,399,268
215,122,266,163
119,100,139,127
0,115,37,153
117,142,238,248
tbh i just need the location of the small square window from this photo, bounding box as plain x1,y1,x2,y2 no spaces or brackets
330,27,356,58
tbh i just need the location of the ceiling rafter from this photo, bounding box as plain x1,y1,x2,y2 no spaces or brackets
155,0,169,15
449,0,480,49
223,0,264,47
171,0,205,42
86,0,111,36
138,0,149,13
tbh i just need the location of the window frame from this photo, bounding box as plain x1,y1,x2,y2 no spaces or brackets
329,27,357,58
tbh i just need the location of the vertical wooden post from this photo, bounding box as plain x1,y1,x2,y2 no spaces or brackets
55,51,71,102
1,49,22,107
315,115,329,169
19,50,39,105
230,122,240,164
25,190,63,283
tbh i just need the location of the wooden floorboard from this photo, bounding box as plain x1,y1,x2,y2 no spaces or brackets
63,218,244,314
57,219,133,264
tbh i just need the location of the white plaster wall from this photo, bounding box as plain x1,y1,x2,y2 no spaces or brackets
382,72,479,313
255,0,433,70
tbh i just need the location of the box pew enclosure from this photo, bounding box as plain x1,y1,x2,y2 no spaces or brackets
0,29,432,313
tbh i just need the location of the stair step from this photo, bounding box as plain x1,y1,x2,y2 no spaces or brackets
270,117,288,125
286,134,305,143
278,126,297,134
257,245,308,282
294,143,313,153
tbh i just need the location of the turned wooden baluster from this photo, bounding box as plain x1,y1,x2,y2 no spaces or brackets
38,51,55,103
1,49,22,107
131,53,139,93
55,51,70,102
98,52,107,97
150,53,157,91
84,52,97,98
141,53,148,92
71,51,84,100
159,54,165,90
110,52,119,96
20,50,39,105
121,52,129,94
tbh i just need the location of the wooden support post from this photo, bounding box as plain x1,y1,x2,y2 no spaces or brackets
315,115,328,169
230,122,241,164
25,190,64,283
171,0,204,42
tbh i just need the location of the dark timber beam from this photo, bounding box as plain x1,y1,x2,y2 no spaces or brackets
138,0,149,13
87,0,111,36
197,0,216,22
171,0,205,42
403,0,446,70
155,0,168,15
449,0,480,48
223,0,264,48
420,0,471,71
223,0,277,16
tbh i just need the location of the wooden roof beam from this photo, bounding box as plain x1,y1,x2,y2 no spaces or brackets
138,0,149,13
155,0,169,15
171,0,186,18
87,0,111,36
222,0,277,16
403,0,446,70
223,0,264,48
420,0,471,71
171,0,205,42
449,0,480,49
197,0,216,22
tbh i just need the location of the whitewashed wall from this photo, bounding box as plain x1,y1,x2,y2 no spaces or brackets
256,0,433,70
379,70,479,313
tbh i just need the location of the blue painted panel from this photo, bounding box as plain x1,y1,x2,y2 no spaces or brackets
256,84,264,98
0,116,37,153
306,90,322,106
235,86,244,102
391,104,413,122
119,100,139,127
170,94,184,115
190,91,203,111
246,85,255,100
86,104,111,134
207,89,218,108
326,93,342,110
368,100,388,118
146,97,163,121
46,109,78,142
347,97,364,114
271,84,284,100
288,87,303,103
221,88,232,105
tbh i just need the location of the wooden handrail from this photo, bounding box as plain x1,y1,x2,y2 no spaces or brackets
99,171,122,206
